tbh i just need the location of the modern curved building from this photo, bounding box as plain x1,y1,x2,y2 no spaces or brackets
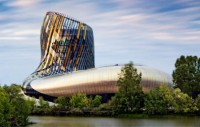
22,12,173,101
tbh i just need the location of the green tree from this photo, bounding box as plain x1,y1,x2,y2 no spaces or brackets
91,95,102,108
173,55,200,98
144,84,197,115
39,97,49,108
195,94,200,114
110,62,143,113
0,84,32,127
173,88,197,113
38,97,50,115
26,97,36,113
70,93,89,109
159,84,174,109
0,88,13,127
144,86,169,115
11,97,31,126
3,84,23,100
55,96,70,109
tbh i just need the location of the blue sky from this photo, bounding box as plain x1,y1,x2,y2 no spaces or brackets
0,0,200,85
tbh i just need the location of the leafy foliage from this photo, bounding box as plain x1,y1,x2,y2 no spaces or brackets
144,84,197,115
144,85,169,115
70,93,89,109
91,95,102,108
110,62,144,113
173,88,197,113
0,84,32,127
39,97,49,109
38,97,51,115
195,94,200,114
173,55,200,97
0,87,12,127
54,96,70,109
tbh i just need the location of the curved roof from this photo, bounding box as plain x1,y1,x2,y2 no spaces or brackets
30,65,173,97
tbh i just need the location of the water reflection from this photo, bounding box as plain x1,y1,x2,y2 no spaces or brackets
28,116,200,127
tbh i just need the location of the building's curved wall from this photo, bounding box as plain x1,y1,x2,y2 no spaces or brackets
29,65,173,97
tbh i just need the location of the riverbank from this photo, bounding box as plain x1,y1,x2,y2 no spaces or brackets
31,108,200,118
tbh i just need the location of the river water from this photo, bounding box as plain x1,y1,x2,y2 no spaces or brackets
28,116,200,127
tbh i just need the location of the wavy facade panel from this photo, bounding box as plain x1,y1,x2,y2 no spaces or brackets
38,12,94,74
22,12,173,101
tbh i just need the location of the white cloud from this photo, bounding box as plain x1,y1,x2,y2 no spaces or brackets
0,14,6,19
7,0,41,7
0,37,27,40
14,30,39,36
